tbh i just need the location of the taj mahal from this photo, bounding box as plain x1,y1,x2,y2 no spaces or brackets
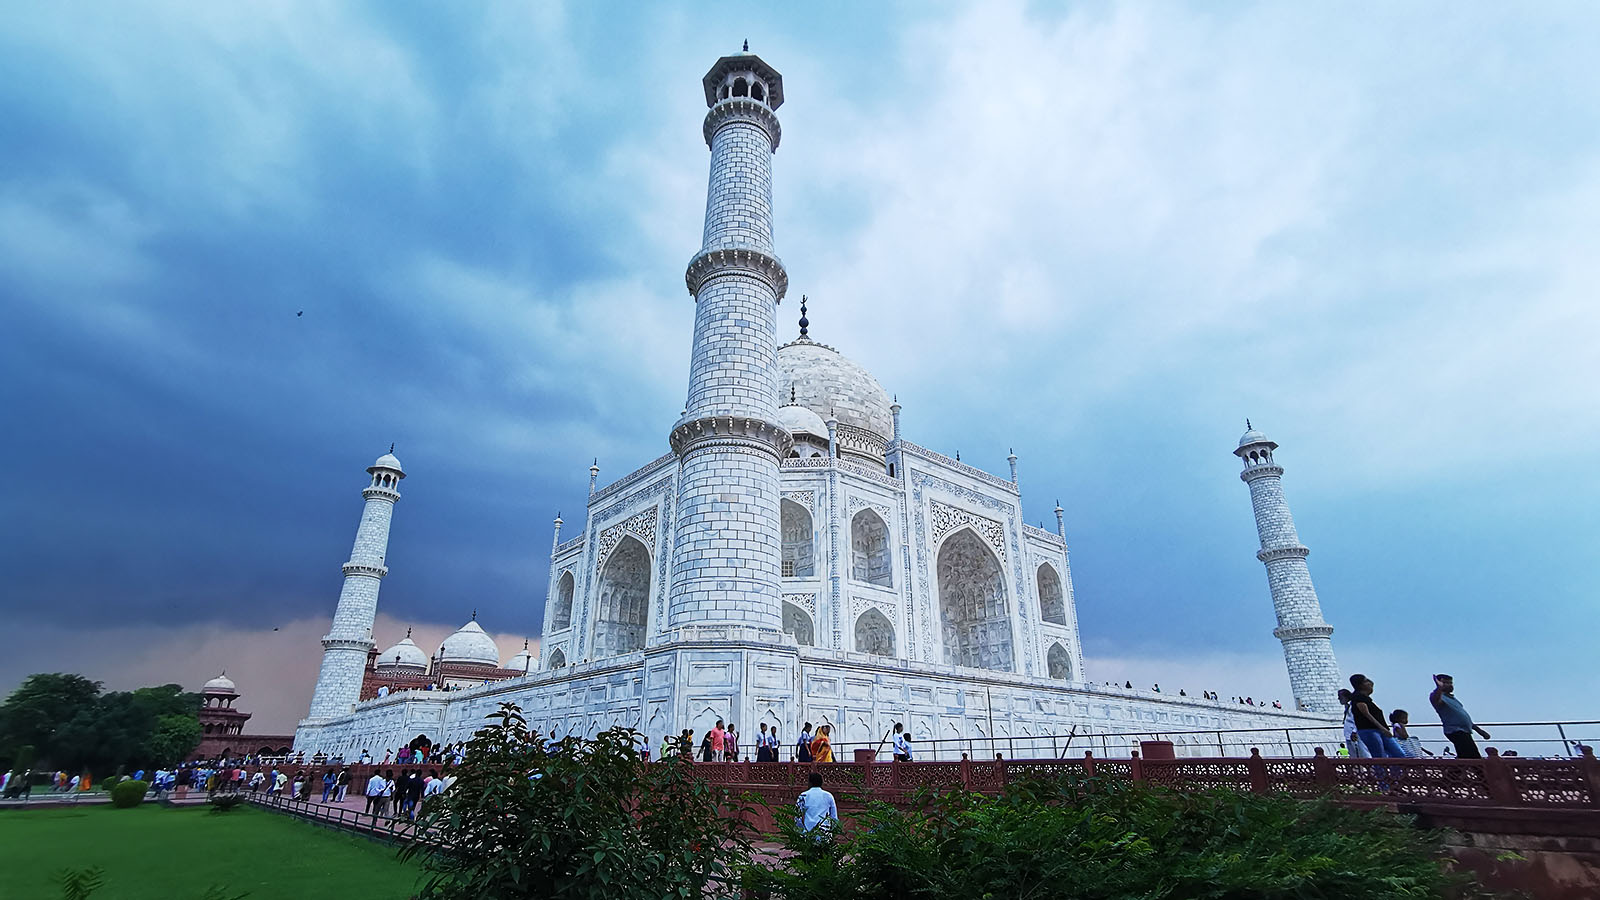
293,50,1345,760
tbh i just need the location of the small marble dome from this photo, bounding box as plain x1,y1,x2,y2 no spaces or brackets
370,452,404,475
778,339,894,440
439,619,500,668
776,401,829,440
375,635,429,672
505,644,535,672
1237,428,1277,450
203,672,236,694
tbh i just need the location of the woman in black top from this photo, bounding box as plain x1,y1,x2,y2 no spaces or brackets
1348,674,1406,758
700,731,714,762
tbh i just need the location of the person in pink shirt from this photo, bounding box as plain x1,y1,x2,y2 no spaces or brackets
710,720,726,761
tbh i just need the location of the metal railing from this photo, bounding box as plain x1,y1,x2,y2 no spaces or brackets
812,720,1600,762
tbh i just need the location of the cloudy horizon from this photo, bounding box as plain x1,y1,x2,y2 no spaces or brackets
3,3,1596,736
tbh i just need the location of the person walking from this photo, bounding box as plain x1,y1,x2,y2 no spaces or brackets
699,730,714,763
797,722,814,763
1430,674,1491,760
321,769,338,802
1348,674,1405,758
710,720,726,761
810,724,834,763
725,724,740,763
794,772,839,835
364,769,385,816
382,770,397,819
336,768,351,802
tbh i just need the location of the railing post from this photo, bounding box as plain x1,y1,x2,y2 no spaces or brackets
1285,729,1295,758
960,755,971,789
1083,750,1095,777
1247,748,1268,794
1216,731,1225,757
1129,751,1143,784
1482,748,1519,805
863,758,876,794
1312,747,1335,793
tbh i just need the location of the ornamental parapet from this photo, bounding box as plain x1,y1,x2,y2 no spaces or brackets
341,561,389,578
1257,545,1310,563
702,97,781,149
670,415,793,460
552,535,584,558
900,441,1021,495
685,247,789,300
1022,523,1067,547
1274,624,1335,641
589,452,676,506
362,486,401,501
1239,465,1285,483
319,636,375,652
836,422,889,460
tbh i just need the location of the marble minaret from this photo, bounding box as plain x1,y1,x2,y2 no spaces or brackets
305,451,404,721
666,50,794,634
1236,425,1341,715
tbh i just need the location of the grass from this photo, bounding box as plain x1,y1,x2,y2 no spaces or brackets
0,804,421,899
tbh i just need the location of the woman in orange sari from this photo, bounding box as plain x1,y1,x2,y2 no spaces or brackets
809,724,833,763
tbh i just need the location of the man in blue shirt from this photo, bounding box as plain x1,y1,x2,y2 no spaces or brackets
1430,674,1491,759
795,772,838,834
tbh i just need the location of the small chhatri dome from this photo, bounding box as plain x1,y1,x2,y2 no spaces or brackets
375,633,429,672
370,448,405,476
506,639,535,672
439,618,501,667
776,400,829,440
1236,419,1277,452
203,672,236,694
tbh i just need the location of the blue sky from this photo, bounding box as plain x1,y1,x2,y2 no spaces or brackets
2,2,1595,734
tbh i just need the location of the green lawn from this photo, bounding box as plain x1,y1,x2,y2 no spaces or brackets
0,804,422,899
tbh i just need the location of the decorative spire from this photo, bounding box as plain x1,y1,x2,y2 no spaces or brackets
389,442,395,453
405,626,412,638
743,39,749,52
955,450,961,461
1246,418,1252,431
790,384,797,404
798,294,809,339
470,608,477,621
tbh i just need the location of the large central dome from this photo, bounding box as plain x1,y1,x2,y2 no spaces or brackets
776,338,893,442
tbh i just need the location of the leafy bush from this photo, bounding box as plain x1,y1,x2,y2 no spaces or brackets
100,775,121,789
109,779,148,808
208,794,245,813
744,774,1500,900
404,703,752,900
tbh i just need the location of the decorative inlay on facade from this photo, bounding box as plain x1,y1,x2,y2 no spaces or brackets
578,475,675,660
553,536,584,558
850,593,897,618
930,500,1007,559
782,592,817,616
839,459,900,489
780,456,834,469
596,506,660,573
1021,523,1066,547
783,490,815,509
846,495,894,523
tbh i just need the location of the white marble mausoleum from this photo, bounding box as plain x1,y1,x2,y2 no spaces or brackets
295,50,1343,760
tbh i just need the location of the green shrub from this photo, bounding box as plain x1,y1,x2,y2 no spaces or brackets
109,779,148,808
100,775,121,790
403,703,753,900
743,774,1503,900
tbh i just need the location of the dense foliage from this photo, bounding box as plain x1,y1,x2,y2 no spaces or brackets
0,673,201,773
745,774,1498,900
404,703,753,900
109,779,149,808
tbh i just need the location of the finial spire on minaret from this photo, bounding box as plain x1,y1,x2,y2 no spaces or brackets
743,39,748,51
798,295,809,339
405,626,412,638
470,608,477,621
1007,448,1018,484
389,442,395,453
1246,418,1252,431
1054,499,1065,538
1235,425,1340,715
589,458,600,496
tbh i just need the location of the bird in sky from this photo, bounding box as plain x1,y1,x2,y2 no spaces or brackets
296,310,303,317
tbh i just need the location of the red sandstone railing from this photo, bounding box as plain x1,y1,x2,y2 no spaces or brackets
246,745,1600,819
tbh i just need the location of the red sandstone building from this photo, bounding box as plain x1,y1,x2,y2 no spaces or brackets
189,673,294,761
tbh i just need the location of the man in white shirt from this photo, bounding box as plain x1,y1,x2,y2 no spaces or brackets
382,771,397,818
795,772,838,835
364,771,386,816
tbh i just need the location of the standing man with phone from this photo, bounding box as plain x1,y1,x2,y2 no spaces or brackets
1430,674,1491,759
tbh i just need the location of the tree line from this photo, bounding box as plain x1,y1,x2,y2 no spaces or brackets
0,673,201,775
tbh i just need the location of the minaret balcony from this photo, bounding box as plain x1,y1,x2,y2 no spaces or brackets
1273,623,1334,641
702,97,782,149
684,247,788,299
1256,545,1310,563
341,561,388,578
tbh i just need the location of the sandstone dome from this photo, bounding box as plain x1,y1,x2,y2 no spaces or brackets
777,338,893,441
439,619,500,667
375,634,429,671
